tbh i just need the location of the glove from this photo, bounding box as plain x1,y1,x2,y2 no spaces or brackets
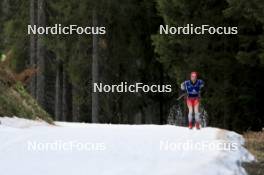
180,82,185,91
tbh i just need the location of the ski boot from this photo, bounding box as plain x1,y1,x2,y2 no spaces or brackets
188,122,193,129
195,122,200,130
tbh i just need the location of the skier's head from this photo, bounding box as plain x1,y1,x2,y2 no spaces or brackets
190,71,198,82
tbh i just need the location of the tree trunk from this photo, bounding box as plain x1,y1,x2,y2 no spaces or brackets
2,0,10,18
92,9,99,123
36,0,46,107
159,64,164,124
29,0,37,98
55,61,63,121
72,84,80,122
62,71,72,121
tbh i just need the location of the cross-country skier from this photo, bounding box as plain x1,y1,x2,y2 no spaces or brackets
181,72,204,129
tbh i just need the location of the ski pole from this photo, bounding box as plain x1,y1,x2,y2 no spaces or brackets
176,93,187,101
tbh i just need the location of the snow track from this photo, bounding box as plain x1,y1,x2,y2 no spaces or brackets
0,117,254,175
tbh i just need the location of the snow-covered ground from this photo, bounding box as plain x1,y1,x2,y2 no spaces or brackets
0,117,254,175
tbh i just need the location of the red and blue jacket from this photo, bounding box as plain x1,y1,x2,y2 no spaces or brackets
181,79,204,98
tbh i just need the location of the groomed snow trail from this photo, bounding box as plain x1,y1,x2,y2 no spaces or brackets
0,117,254,175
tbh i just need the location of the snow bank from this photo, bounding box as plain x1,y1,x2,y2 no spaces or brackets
0,116,49,128
0,117,254,175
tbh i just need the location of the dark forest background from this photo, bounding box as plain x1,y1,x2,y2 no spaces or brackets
0,0,263,132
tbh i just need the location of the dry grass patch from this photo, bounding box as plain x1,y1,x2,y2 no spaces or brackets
243,131,264,175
